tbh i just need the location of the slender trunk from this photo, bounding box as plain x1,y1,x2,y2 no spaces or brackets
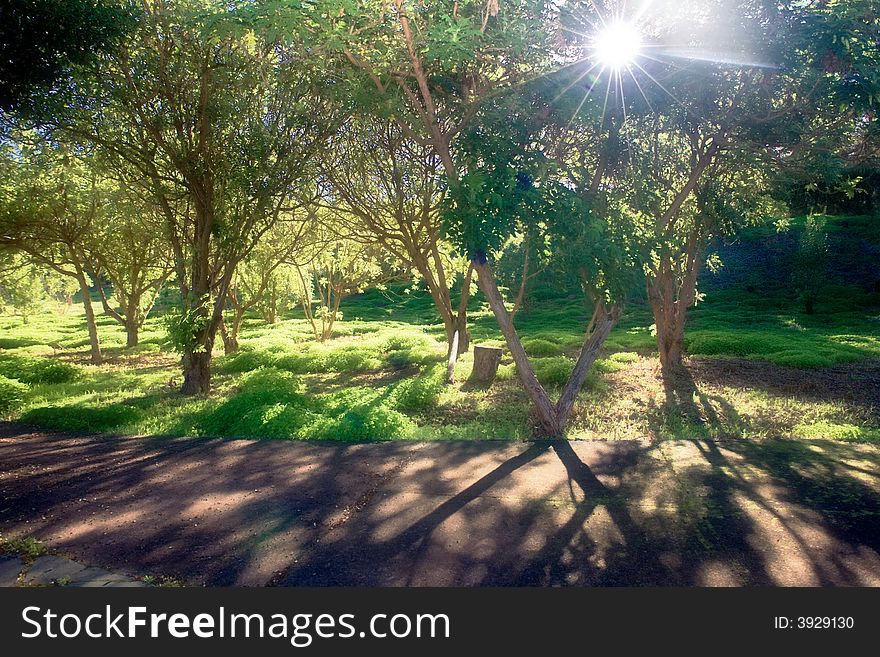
555,304,620,424
473,259,561,436
511,234,532,320
649,235,703,375
74,265,102,365
444,265,474,383
125,298,140,348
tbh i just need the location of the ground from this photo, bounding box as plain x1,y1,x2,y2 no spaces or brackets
1,423,878,586
0,215,878,585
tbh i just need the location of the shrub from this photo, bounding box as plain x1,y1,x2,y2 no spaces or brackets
0,375,28,415
201,368,313,438
794,421,880,442
306,403,415,441
216,349,277,374
387,351,417,369
20,404,141,432
609,352,640,364
323,347,383,374
0,355,80,385
532,357,575,387
382,333,433,352
593,358,625,374
522,338,564,357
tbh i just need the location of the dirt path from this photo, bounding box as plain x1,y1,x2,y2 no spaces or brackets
1,422,878,586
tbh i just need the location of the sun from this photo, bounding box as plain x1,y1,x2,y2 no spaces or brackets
593,22,642,70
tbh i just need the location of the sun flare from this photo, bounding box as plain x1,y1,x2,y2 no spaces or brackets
593,22,642,70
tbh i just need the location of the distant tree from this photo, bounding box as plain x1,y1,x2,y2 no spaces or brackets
292,217,394,343
0,141,113,362
88,186,173,348
220,215,313,354
320,120,474,380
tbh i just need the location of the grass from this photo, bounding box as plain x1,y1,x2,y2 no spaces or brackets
0,214,878,442
0,536,48,561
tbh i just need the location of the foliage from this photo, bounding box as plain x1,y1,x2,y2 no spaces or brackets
390,364,445,412
0,374,28,415
0,254,77,323
792,215,829,314
164,301,212,356
0,354,80,384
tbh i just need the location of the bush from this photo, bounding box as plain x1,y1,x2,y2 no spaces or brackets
522,338,564,357
0,355,80,385
306,403,415,441
532,357,575,387
609,352,640,364
382,333,433,352
20,404,141,432
0,375,28,415
593,358,625,374
201,368,313,438
794,421,880,442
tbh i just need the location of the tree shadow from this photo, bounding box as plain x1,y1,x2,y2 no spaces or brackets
1,421,878,586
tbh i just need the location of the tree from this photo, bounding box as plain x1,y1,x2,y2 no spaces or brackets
63,1,341,393
309,0,636,435
319,119,474,380
292,216,394,343
0,142,108,363
88,186,173,348
220,215,312,353
558,0,880,374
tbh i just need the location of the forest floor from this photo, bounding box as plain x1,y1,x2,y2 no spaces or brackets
1,422,878,586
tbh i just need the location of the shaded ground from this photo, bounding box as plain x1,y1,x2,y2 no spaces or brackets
1,422,878,586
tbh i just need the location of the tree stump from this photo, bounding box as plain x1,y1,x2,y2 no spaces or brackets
471,345,503,383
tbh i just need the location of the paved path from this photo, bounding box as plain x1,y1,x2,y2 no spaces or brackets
1,423,878,586
0,554,148,587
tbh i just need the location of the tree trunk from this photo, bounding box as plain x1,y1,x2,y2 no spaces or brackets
444,265,473,383
555,305,619,424
181,349,212,395
74,266,102,365
655,311,685,373
219,315,241,355
125,319,139,348
471,345,502,383
473,259,562,436
648,233,703,376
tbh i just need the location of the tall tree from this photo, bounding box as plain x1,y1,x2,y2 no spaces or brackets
62,1,341,393
567,0,880,374
314,1,637,434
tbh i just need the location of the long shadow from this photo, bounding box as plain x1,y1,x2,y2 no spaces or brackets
277,442,552,585
2,420,878,586
653,367,880,585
